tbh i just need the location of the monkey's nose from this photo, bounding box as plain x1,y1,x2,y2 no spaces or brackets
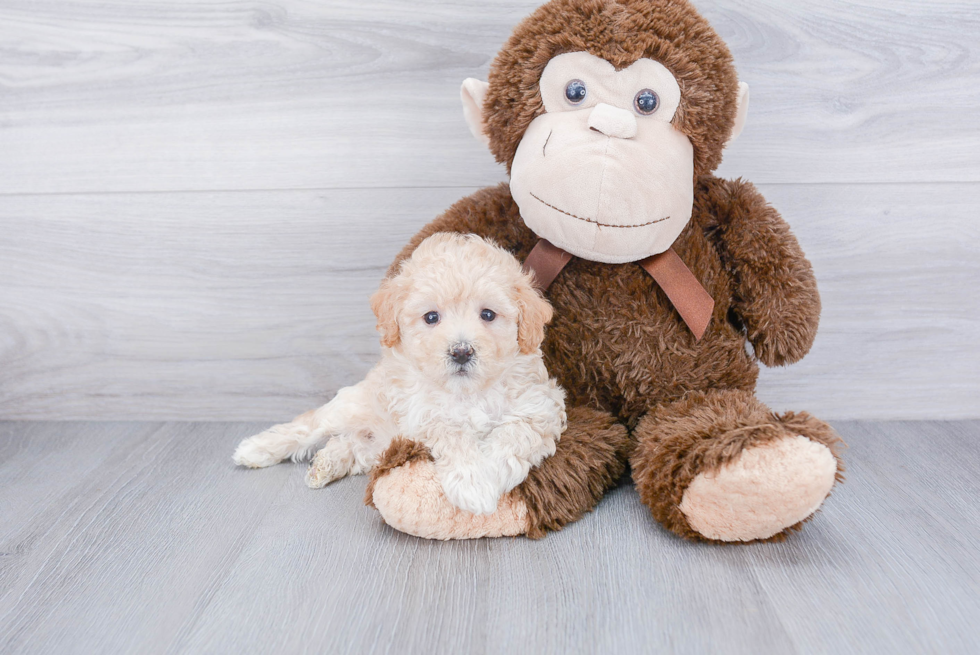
588,103,637,139
450,344,475,365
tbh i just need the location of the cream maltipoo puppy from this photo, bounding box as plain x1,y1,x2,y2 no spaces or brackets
233,233,566,515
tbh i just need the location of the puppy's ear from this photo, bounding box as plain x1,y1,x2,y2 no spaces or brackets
515,276,553,355
370,277,402,348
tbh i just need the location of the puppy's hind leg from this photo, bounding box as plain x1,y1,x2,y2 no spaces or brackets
233,409,327,469
305,437,360,489
234,380,377,469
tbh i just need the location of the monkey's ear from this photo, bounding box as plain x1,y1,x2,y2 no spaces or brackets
727,82,750,145
461,78,491,148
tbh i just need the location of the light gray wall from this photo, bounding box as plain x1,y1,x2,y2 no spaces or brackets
1,0,978,420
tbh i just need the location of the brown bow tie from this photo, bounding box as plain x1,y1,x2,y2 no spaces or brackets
522,239,715,341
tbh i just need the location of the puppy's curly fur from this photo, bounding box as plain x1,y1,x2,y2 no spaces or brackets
233,233,566,517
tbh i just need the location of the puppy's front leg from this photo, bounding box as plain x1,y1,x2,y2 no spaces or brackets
432,438,509,515
437,459,505,515
481,416,562,495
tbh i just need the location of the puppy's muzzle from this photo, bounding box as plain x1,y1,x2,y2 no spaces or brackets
449,343,475,366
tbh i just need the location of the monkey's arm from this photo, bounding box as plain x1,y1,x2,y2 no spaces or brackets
386,183,536,277
705,177,821,367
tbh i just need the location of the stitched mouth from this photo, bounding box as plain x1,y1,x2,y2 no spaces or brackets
530,191,670,229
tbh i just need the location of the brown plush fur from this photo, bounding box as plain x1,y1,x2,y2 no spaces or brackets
520,406,632,538
630,389,845,542
371,0,838,541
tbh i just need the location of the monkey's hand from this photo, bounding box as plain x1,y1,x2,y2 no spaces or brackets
707,177,821,366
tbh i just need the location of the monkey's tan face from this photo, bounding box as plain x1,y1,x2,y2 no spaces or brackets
509,52,694,264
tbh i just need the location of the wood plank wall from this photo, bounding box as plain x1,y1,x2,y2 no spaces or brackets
1,0,978,420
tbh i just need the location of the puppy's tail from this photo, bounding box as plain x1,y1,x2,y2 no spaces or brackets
232,413,328,468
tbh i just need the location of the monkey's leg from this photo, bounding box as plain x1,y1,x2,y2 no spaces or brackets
631,389,844,542
366,407,630,539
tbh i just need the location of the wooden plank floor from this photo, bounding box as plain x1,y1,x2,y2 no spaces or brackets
1,421,977,654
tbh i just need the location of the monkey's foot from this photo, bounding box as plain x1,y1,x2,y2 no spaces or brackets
632,389,844,542
678,435,838,542
365,439,528,540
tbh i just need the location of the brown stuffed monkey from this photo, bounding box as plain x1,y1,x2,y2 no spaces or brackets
365,0,844,543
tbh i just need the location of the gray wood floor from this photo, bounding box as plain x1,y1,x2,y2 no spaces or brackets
1,420,978,654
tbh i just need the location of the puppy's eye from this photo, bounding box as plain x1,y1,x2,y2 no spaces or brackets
423,311,440,325
565,79,587,105
480,309,496,322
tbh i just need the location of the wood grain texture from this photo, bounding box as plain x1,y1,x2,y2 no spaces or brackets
1,184,977,421
1,420,978,654
0,187,463,421
1,1,977,419
1,0,978,194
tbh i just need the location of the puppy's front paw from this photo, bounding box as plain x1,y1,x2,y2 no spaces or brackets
446,488,499,515
440,469,502,515
233,436,281,468
305,444,352,489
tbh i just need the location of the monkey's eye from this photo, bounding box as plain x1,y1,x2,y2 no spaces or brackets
424,311,440,325
634,89,660,115
564,79,587,105
480,309,496,322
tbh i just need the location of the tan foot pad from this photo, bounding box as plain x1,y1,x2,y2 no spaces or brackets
679,435,837,542
371,460,529,540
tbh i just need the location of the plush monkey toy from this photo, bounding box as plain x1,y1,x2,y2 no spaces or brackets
365,0,844,543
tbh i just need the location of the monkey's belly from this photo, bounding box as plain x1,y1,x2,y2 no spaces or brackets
542,287,758,422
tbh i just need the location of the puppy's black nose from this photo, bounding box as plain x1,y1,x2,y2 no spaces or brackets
450,344,475,365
